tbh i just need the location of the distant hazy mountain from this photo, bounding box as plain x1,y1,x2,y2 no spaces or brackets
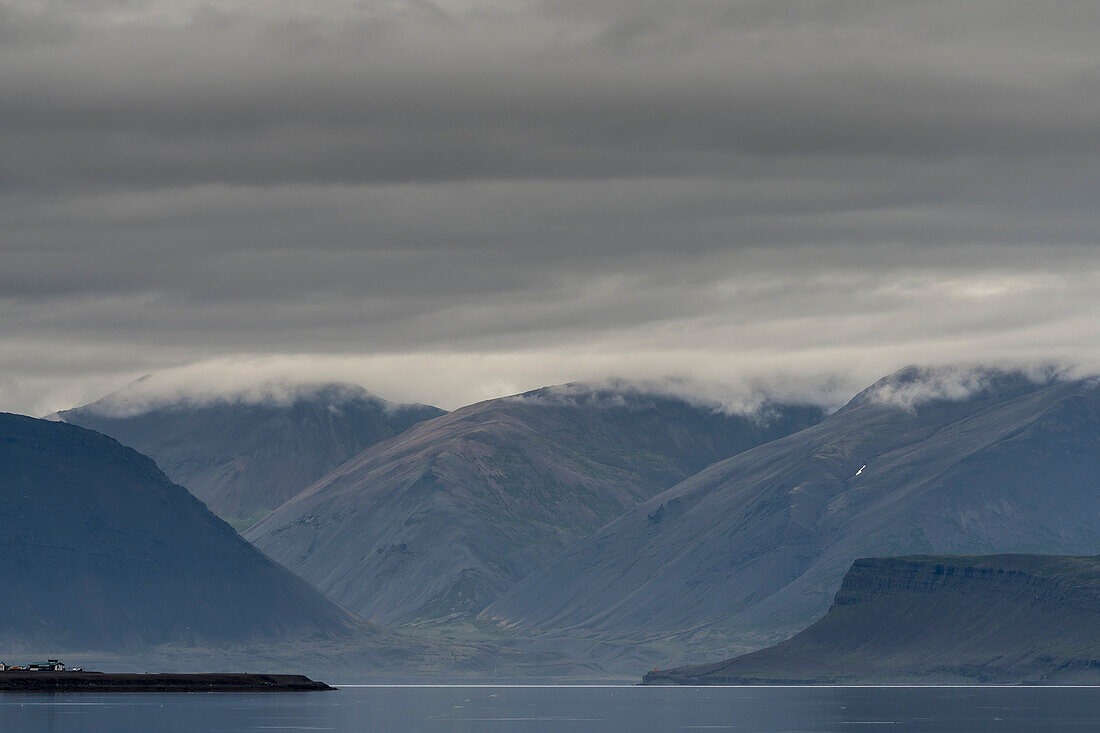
57,382,445,529
484,369,1100,658
645,554,1100,685
0,412,361,652
246,384,827,625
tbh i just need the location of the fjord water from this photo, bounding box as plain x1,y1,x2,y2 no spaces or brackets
3,686,1099,732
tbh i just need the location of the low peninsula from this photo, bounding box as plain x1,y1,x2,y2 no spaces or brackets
0,671,333,692
644,554,1100,686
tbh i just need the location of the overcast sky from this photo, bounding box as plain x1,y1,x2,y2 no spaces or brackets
4,0,1100,414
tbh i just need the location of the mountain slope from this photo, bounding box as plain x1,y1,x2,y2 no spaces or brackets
484,369,1100,659
0,412,361,651
645,554,1100,685
246,384,826,625
57,383,445,529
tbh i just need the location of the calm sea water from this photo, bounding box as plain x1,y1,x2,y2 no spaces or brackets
2,684,1100,732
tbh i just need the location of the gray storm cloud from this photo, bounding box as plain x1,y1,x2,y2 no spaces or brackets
3,0,1100,415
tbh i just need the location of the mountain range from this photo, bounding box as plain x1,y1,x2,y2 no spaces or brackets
16,366,1100,679
56,382,444,529
246,384,827,626
483,369,1100,664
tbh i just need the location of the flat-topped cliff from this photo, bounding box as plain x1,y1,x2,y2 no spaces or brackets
644,554,1100,685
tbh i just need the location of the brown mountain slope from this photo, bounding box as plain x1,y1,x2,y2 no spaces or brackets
247,384,825,625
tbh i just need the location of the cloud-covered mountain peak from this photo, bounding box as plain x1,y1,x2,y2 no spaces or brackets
504,376,832,418
67,376,393,419
844,363,1080,412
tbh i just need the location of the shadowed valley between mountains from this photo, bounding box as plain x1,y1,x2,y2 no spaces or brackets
246,384,827,627
482,369,1100,667
0,411,519,679
56,382,445,530
645,554,1100,685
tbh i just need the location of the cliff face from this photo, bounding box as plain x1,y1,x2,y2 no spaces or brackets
246,385,825,625
58,383,445,530
645,554,1100,685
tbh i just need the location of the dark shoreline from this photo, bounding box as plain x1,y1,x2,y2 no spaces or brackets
0,672,333,692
